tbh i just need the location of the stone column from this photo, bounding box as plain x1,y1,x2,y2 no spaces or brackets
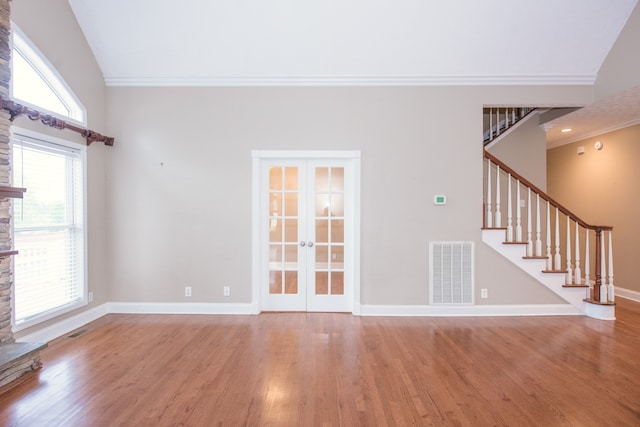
0,0,12,344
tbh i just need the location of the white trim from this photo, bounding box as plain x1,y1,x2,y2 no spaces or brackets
11,24,87,125
108,302,253,315
252,150,361,160
546,117,640,149
16,303,109,343
251,150,362,314
10,128,88,332
352,156,362,316
581,302,616,321
17,298,619,343
251,154,262,314
360,304,582,317
615,287,640,303
104,75,597,87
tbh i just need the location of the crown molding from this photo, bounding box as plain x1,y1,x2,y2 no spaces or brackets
104,74,596,87
547,116,640,149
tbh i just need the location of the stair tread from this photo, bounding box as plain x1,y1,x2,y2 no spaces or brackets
503,241,528,245
583,298,616,306
542,269,566,273
482,227,507,230
563,284,589,288
523,256,548,259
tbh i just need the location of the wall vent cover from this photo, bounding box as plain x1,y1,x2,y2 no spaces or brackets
430,241,474,304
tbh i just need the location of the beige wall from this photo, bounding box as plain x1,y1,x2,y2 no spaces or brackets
106,86,588,307
487,112,547,190
547,124,640,293
11,0,109,338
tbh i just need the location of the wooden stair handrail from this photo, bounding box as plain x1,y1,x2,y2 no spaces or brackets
484,150,612,232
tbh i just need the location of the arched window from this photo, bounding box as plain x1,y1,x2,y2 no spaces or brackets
11,25,86,124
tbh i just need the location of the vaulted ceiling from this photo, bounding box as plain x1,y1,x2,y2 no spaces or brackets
67,0,640,145
68,0,637,86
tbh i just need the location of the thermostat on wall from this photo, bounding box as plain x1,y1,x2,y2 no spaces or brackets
434,195,447,205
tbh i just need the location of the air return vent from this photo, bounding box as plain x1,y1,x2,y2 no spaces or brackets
430,242,474,304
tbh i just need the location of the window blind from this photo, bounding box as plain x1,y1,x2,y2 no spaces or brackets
12,134,85,327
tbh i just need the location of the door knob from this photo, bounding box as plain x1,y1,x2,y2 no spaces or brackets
308,242,314,247
300,241,306,247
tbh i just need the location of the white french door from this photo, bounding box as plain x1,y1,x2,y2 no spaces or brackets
253,152,360,313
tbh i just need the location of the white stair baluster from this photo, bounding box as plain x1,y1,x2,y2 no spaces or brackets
600,232,607,303
574,221,581,285
535,194,542,256
495,166,501,227
526,188,532,256
506,174,513,242
546,202,552,270
486,159,492,228
554,208,561,270
515,180,522,242
505,108,510,128
489,108,493,141
566,216,573,285
496,109,501,136
585,230,591,299
608,231,615,302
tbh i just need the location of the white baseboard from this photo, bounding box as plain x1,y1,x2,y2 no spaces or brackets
107,302,254,315
615,287,640,302
13,300,597,344
16,303,110,343
360,304,581,317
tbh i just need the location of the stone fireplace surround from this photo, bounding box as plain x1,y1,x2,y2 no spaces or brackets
0,0,46,391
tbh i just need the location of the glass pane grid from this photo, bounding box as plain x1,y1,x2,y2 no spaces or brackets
313,167,345,296
269,166,300,296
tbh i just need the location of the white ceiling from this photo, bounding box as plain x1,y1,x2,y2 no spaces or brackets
68,0,637,86
546,85,640,148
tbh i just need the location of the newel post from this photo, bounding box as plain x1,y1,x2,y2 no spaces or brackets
593,227,602,302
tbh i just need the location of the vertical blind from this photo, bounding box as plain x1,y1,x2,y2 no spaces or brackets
12,134,85,327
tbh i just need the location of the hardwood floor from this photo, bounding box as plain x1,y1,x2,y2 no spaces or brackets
1,299,640,426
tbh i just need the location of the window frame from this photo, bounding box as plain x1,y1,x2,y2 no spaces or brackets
10,24,87,126
10,127,88,332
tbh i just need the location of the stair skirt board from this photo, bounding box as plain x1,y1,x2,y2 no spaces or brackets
482,229,615,320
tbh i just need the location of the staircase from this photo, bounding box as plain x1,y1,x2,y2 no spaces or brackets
483,150,615,320
483,107,536,145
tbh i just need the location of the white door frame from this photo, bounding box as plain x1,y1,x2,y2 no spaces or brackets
251,150,361,314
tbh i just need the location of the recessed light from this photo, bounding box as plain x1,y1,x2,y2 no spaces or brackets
561,128,573,133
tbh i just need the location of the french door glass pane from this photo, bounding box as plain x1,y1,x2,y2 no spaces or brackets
284,271,298,294
313,166,345,296
269,166,300,295
316,271,328,295
270,270,282,294
284,167,298,190
284,219,298,242
331,272,344,295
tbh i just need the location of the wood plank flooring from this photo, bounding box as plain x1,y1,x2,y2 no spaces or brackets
1,299,640,426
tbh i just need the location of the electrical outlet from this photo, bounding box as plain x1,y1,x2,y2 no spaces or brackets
88,291,94,302
223,286,230,297
520,199,526,208
481,288,488,299
185,286,192,297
